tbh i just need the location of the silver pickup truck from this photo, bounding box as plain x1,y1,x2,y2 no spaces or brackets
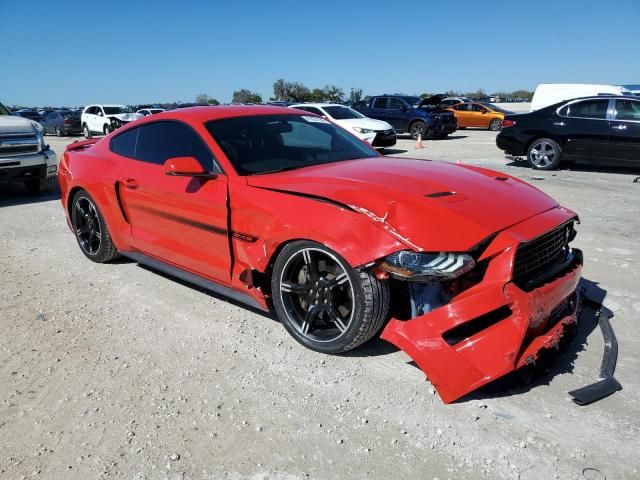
0,101,58,193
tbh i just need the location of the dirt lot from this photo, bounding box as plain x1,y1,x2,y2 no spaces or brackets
1,128,639,480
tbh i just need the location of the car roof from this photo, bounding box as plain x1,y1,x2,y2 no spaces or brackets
131,105,301,124
289,103,347,108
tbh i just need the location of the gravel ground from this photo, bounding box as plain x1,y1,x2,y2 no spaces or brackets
1,127,639,480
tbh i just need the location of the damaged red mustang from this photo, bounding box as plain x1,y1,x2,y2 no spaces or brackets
58,106,583,403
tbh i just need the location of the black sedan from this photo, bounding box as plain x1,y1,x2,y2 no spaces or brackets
496,96,640,170
40,110,82,136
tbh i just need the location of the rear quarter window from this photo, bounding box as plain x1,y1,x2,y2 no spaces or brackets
109,127,139,158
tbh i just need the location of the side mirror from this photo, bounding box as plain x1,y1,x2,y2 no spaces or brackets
164,157,217,179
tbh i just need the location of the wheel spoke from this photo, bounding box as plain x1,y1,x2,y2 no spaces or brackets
281,282,307,294
76,225,90,236
302,249,320,280
326,307,347,333
328,272,349,289
300,305,322,334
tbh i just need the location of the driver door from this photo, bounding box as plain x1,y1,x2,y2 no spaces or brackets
116,120,232,284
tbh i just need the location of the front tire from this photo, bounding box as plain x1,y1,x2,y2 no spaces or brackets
271,241,389,354
83,124,92,139
55,126,63,137
103,124,112,136
71,190,118,263
409,121,426,140
527,138,562,170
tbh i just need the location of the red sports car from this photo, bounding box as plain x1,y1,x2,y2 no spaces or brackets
58,106,583,403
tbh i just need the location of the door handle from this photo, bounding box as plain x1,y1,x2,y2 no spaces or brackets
123,178,139,189
552,121,566,127
612,124,627,131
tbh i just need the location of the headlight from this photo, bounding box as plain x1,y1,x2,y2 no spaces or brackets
380,250,475,280
353,127,374,134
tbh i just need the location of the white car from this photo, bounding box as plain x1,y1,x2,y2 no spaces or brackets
289,103,396,148
137,108,165,116
81,104,143,138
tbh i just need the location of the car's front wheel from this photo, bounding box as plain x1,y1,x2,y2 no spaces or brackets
489,119,502,131
271,241,389,354
527,138,562,170
103,124,112,136
83,124,92,139
409,121,426,140
71,190,118,263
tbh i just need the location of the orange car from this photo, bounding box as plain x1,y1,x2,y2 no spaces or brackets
446,102,508,131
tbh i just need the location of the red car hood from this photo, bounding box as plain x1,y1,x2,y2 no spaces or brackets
246,157,558,252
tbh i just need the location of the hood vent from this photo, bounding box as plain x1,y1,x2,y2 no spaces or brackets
425,191,455,198
494,176,509,181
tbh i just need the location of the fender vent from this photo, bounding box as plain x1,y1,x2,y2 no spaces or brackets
424,191,455,198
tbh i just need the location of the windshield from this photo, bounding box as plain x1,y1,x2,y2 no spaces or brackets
481,103,509,113
0,102,10,115
402,96,422,107
61,111,79,118
323,106,364,120
149,109,163,114
206,114,377,175
103,106,131,115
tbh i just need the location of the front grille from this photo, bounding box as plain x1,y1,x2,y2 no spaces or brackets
513,222,573,288
0,134,40,157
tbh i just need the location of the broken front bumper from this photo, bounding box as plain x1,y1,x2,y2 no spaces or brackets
380,210,585,404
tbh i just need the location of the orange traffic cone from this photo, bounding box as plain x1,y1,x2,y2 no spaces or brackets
415,133,423,149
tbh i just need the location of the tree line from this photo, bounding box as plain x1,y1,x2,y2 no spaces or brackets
195,81,533,105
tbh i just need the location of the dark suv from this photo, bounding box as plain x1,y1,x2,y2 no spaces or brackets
353,94,457,139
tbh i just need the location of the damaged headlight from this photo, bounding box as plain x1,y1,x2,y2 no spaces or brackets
380,250,475,280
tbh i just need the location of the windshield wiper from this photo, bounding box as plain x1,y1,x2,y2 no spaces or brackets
252,165,305,175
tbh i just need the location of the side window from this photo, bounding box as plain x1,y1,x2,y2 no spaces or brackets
280,121,332,150
455,104,470,111
134,121,216,171
85,107,94,115
109,127,139,158
388,98,406,110
615,100,640,121
471,104,486,112
373,97,388,109
566,100,609,119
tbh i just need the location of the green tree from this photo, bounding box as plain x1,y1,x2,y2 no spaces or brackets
232,89,262,104
195,93,211,104
207,98,220,105
349,88,364,104
321,85,345,103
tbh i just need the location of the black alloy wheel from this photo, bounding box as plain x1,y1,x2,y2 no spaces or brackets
71,190,118,262
272,241,389,353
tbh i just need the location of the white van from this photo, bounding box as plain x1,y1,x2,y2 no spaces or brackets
530,84,632,111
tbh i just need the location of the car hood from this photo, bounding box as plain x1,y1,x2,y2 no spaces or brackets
108,112,143,122
246,157,559,252
0,115,40,134
418,94,447,107
334,117,393,131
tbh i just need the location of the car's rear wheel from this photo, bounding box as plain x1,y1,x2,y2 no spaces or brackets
71,190,118,263
489,119,502,131
55,126,62,137
527,138,562,170
103,124,112,136
271,241,389,354
83,124,92,139
409,121,426,140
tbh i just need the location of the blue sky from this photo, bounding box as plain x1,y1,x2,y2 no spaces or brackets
2,0,639,106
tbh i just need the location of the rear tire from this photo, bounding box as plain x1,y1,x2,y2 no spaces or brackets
103,124,112,136
71,190,118,263
55,126,62,137
271,240,389,354
489,119,502,131
527,138,562,170
83,124,92,139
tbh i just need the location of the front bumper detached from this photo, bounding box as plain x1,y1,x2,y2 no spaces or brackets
381,254,583,403
568,297,622,405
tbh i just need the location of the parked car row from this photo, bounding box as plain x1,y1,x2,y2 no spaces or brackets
496,95,640,169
